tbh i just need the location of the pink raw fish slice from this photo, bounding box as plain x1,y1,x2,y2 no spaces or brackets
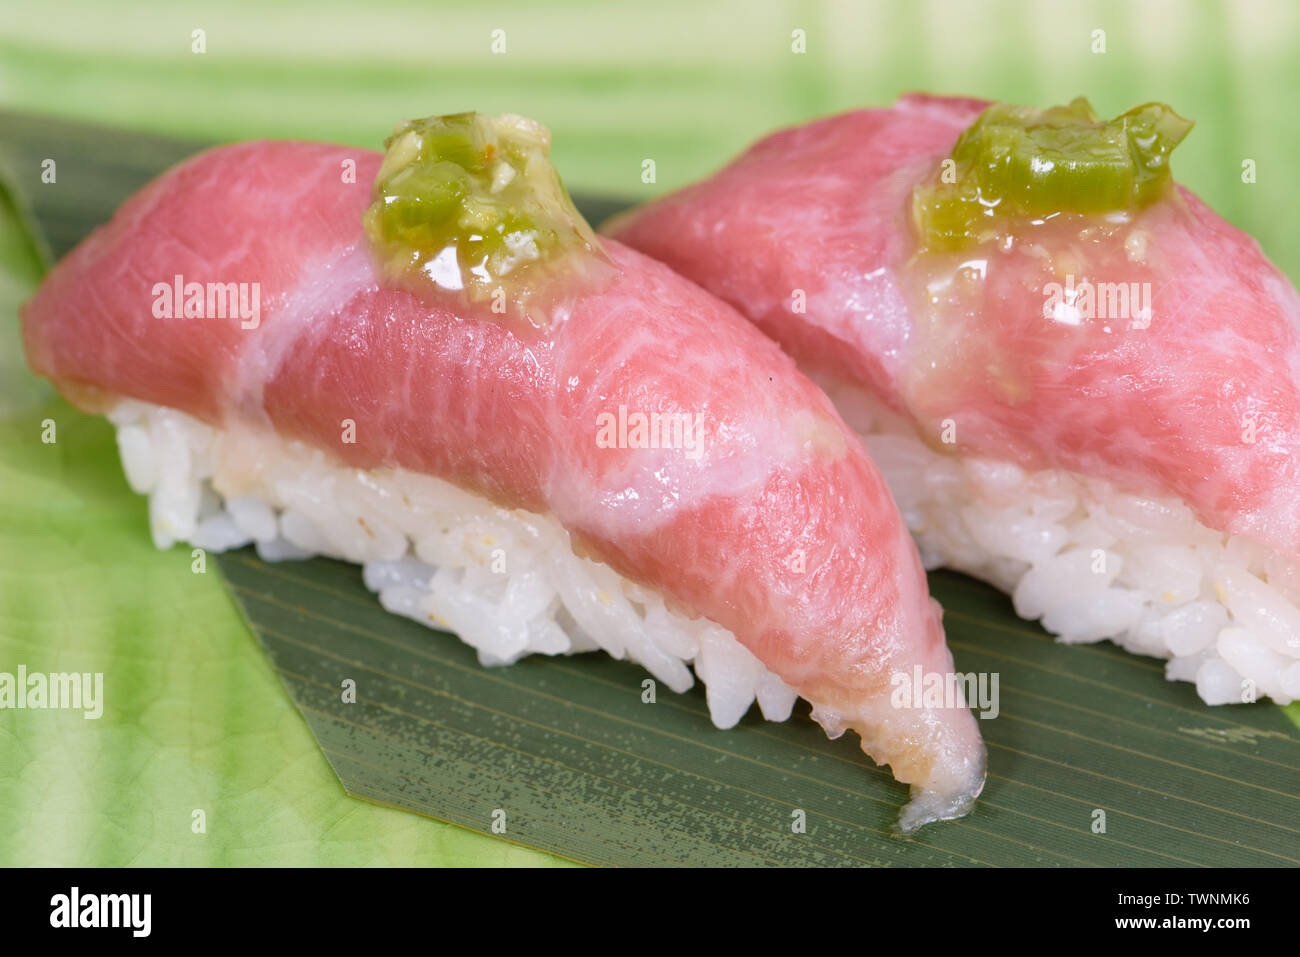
22,138,987,829
607,93,1300,562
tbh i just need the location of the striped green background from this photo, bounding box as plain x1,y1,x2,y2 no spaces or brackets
1,0,1297,865
2,0,1299,275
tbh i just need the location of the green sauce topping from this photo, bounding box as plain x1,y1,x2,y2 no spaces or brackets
364,112,610,327
911,97,1193,251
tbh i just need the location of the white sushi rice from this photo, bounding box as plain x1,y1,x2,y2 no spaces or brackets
108,399,799,729
818,376,1300,707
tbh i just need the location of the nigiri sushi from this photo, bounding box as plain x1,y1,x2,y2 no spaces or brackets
21,112,986,830
607,94,1300,707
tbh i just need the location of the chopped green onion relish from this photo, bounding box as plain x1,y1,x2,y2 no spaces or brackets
364,112,610,327
912,97,1193,251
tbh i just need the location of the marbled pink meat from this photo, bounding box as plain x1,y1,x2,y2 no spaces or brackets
21,140,986,823
608,94,1300,561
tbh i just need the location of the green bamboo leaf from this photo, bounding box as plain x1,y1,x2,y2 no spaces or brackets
2,111,1298,867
